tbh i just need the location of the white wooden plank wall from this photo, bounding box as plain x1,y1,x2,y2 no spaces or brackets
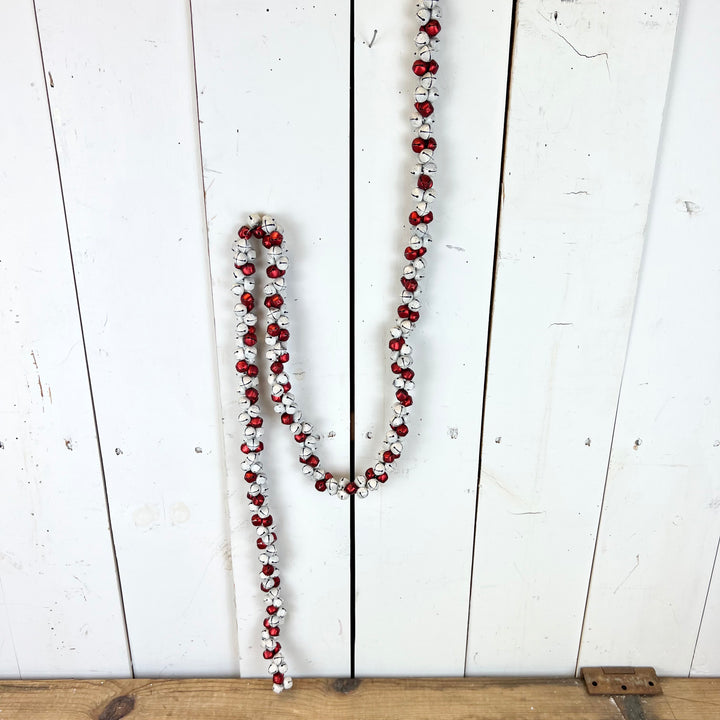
33,0,237,675
579,0,720,677
2,0,720,681
0,1,130,677
190,0,352,677
466,0,679,675
353,1,512,676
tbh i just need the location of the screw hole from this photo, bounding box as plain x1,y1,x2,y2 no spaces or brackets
592,681,598,686
648,681,654,686
621,685,628,691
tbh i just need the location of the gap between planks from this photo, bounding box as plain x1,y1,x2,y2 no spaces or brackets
0,677,717,719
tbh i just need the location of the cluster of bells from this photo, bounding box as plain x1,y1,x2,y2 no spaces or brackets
231,0,441,693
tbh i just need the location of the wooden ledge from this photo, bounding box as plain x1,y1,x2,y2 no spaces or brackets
0,677,718,719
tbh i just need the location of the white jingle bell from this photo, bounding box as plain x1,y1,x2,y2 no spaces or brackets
248,213,262,227
414,86,430,103
415,201,429,216
409,234,425,250
411,187,424,202
403,264,416,279
423,0,440,7
420,73,437,90
418,148,434,164
408,298,421,311
276,256,289,271
245,313,258,326
357,487,369,498
417,123,432,139
410,110,424,128
415,30,429,46
367,477,379,490
431,5,442,18
423,188,437,203
390,442,403,455
261,216,277,234
397,354,413,369
416,7,431,23
418,44,432,62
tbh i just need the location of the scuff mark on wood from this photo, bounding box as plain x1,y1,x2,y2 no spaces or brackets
65,439,73,451
613,554,640,595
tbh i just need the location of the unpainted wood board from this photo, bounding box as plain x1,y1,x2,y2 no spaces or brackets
467,0,679,674
1,677,717,719
0,1,130,677
190,0,351,676
579,0,720,676
353,1,513,675
34,0,237,675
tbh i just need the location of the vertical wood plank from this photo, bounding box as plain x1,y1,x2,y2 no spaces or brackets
34,0,237,675
0,1,130,677
579,0,720,675
693,547,720,676
353,1,513,674
191,1,351,676
466,0,679,675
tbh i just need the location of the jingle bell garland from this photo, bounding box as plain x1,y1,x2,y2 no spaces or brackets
231,0,441,693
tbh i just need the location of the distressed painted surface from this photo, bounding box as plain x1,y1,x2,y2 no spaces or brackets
579,0,720,676
466,0,679,675
0,0,130,677
33,0,237,675
191,0,351,677
353,1,513,676
2,0,719,680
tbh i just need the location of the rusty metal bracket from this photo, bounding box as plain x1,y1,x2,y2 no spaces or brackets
581,667,661,696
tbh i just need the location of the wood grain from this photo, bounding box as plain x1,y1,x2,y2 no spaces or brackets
0,677,717,719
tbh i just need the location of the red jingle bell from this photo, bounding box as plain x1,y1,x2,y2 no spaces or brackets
417,174,433,190
415,100,434,117
424,19,441,37
239,263,255,276
412,60,427,76
401,277,418,292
